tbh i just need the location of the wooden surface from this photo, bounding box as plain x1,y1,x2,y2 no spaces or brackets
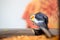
0,28,59,38
0,35,59,40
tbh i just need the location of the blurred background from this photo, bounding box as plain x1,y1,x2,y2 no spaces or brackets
0,0,32,29
0,0,59,40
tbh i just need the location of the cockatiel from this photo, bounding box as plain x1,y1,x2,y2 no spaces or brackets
22,0,59,29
